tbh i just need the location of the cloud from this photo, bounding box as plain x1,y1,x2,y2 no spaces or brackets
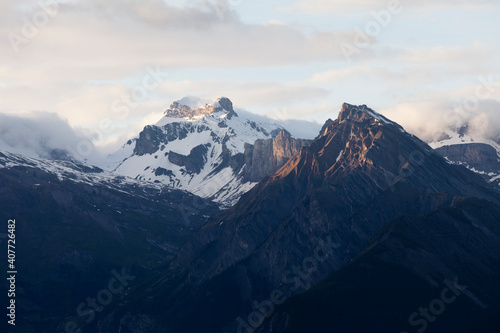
281,0,499,14
71,0,241,28
0,0,499,159
400,44,495,66
0,0,355,148
381,98,500,143
0,0,354,69
141,79,332,115
0,112,102,162
223,82,331,107
306,42,500,106
235,109,322,139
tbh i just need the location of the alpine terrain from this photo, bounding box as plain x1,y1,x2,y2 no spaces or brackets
91,103,500,333
2,102,500,333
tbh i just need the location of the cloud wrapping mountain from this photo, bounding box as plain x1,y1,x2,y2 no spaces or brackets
383,99,500,143
0,112,101,162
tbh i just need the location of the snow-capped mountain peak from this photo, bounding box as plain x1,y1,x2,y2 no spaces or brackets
107,97,310,206
161,96,237,122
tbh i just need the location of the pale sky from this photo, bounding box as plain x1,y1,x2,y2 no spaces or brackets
1,0,500,154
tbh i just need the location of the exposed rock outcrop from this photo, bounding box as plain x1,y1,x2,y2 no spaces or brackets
167,144,210,174
242,130,312,182
163,97,238,119
133,125,167,156
435,143,500,173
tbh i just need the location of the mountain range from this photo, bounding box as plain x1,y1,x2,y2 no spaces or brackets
1,100,500,333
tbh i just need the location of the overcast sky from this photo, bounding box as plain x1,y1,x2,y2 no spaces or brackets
1,0,499,154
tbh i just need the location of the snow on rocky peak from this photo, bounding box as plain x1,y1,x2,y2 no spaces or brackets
429,127,500,188
338,103,406,133
429,128,500,152
161,96,237,121
107,97,285,206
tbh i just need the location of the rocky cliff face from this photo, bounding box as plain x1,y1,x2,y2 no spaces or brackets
167,144,210,174
104,103,500,333
242,130,311,182
435,143,500,187
133,122,197,156
435,143,499,171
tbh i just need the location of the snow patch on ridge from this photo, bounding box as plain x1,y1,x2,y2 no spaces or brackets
429,130,500,188
336,150,343,163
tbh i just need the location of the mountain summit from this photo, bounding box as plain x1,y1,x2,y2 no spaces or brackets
164,97,238,120
337,102,400,125
107,97,310,206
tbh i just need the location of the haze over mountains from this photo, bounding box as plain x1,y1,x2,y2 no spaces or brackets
2,100,500,333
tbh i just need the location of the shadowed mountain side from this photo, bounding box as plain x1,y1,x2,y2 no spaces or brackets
257,197,500,333
0,152,220,332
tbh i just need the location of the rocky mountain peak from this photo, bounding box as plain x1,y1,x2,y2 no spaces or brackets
213,97,238,119
274,103,436,186
314,103,405,141
213,97,232,111
338,103,390,124
164,96,238,119
318,103,392,140
163,101,197,118
110,96,288,206
275,129,291,139
338,103,370,122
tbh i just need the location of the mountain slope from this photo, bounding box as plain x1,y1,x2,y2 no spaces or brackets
101,103,500,332
0,151,220,332
171,103,499,282
108,97,310,206
258,197,500,333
